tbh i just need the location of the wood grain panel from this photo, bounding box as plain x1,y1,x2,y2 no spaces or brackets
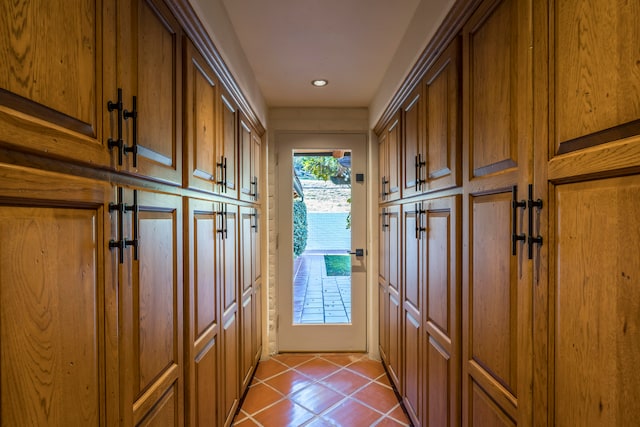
0,207,101,426
553,176,640,426
402,88,423,198
425,38,460,191
427,210,451,335
240,120,252,200
404,311,422,424
388,291,402,389
221,312,239,426
184,40,218,193
219,89,238,198
0,0,113,166
124,0,182,183
467,0,517,177
379,283,389,362
387,117,401,200
137,212,176,392
378,207,389,285
553,0,640,153
403,205,421,310
137,385,178,427
0,0,98,134
428,338,451,427
137,0,177,164
195,340,218,426
194,213,216,338
470,192,516,394
471,381,516,427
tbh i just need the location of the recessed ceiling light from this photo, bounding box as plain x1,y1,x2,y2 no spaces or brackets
311,79,328,87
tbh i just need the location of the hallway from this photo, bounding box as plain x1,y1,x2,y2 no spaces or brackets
233,354,410,426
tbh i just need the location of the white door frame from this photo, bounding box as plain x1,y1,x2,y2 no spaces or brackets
276,132,368,352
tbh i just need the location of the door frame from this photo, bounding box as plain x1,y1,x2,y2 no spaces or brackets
275,132,370,352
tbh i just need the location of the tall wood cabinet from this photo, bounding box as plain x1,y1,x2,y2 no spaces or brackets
533,0,640,425
0,165,118,426
461,0,533,424
379,0,640,426
0,1,264,426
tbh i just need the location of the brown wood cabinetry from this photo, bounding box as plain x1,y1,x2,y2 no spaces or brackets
218,86,239,199
239,114,261,203
533,1,640,425
240,206,262,394
402,38,461,199
0,1,263,425
0,165,118,426
0,0,115,166
185,198,220,426
116,0,183,184
378,204,401,388
379,112,401,202
118,188,184,426
380,0,640,426
184,39,220,194
219,203,240,426
402,202,425,424
460,0,533,424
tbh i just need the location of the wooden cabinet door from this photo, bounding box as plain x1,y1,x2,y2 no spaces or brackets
379,112,401,202
184,39,220,194
239,115,260,202
219,203,239,426
0,165,118,425
124,189,184,426
533,1,640,425
402,202,424,425
378,131,389,203
378,207,390,362
385,205,402,389
252,208,262,364
218,87,238,199
185,198,219,427
118,0,183,185
240,206,262,391
423,196,461,427
0,0,115,167
423,38,461,193
402,86,424,199
239,206,254,393
461,0,533,425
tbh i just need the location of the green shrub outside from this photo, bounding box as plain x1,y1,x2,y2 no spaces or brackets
293,199,308,257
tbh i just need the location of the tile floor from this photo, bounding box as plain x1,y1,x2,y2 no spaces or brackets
233,353,411,427
293,252,351,324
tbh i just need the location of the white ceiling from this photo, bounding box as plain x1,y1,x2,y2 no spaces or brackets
220,0,428,108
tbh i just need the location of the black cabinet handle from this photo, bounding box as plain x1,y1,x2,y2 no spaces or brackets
511,185,527,255
107,88,124,166
216,156,226,192
123,96,138,167
381,208,388,230
125,190,139,260
250,176,259,200
415,154,426,191
109,187,126,263
251,208,258,232
381,176,389,199
527,184,543,259
415,202,426,240
217,204,228,239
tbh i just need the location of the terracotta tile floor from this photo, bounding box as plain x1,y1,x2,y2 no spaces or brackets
233,353,411,427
